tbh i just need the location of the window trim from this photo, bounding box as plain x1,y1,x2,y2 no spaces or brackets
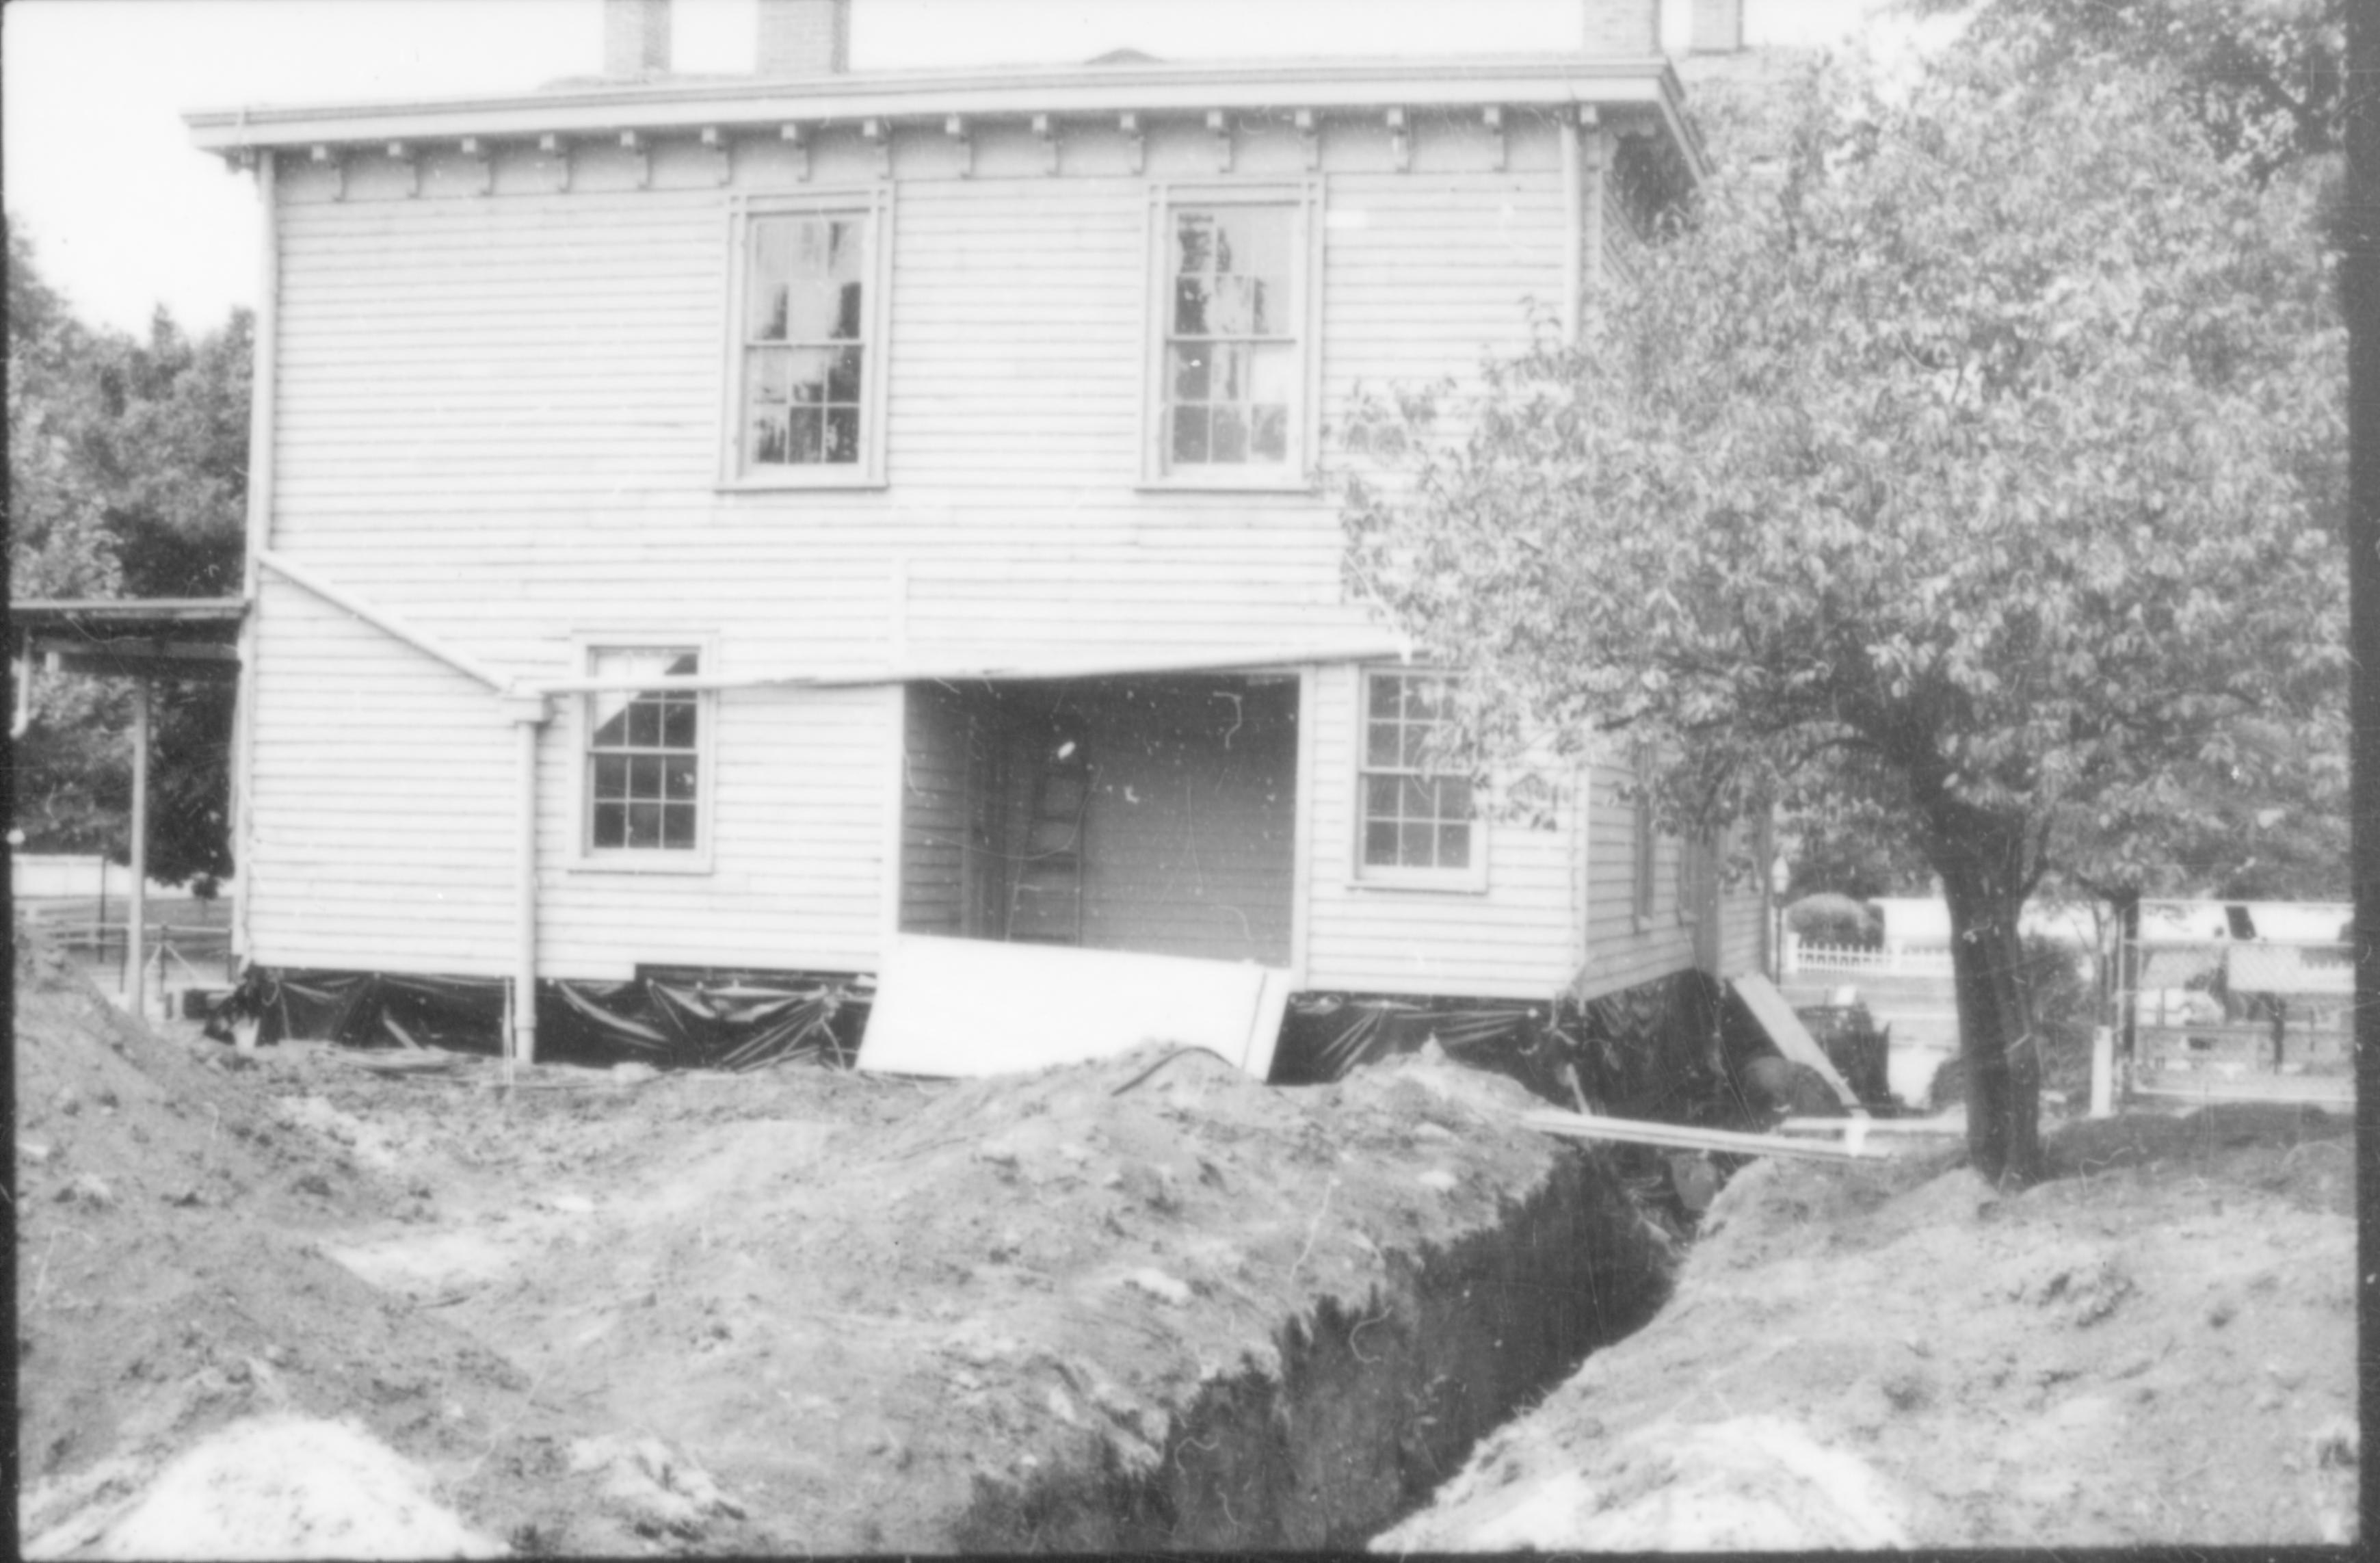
570,633,719,876
1138,179,1323,492
1350,666,1489,893
717,186,894,492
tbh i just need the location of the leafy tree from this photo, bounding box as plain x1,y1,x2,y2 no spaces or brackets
1340,39,2344,1183
6,220,249,886
1909,0,2344,183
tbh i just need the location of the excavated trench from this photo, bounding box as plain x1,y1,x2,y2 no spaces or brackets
951,1144,1678,1552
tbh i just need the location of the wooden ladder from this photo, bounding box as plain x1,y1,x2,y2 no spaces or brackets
1006,736,1090,945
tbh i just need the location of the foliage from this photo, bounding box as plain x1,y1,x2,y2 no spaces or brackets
1908,0,2344,183
6,219,249,885
1783,893,1881,949
1340,36,2344,1181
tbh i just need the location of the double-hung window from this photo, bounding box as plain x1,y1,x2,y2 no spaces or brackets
582,645,711,867
1356,670,1483,888
724,189,892,487
1146,183,1318,487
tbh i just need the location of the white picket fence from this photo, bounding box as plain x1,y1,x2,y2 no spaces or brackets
1783,935,1955,978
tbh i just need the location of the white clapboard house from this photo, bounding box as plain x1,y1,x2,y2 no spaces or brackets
184,0,1771,1073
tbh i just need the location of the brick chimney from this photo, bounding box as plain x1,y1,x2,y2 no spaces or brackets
604,0,671,77
1689,0,1744,53
757,0,851,75
1579,0,1659,55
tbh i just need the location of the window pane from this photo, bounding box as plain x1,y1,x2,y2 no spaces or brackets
1401,776,1439,818
825,408,860,463
784,280,839,341
1366,720,1401,767
832,281,864,341
748,220,800,339
662,804,698,850
826,347,863,404
593,755,629,801
592,803,627,849
665,761,698,802
828,218,866,279
1364,821,1399,865
1170,345,1211,402
1174,213,1215,275
628,802,663,848
1251,405,1288,463
1250,345,1295,403
1171,406,1210,464
786,407,823,462
627,754,660,800
1364,775,1403,818
1212,344,1247,400
1174,278,1211,336
661,701,698,750
1401,822,1434,865
1209,276,1256,335
1215,207,1290,279
1210,406,1247,464
1438,823,1472,869
622,700,657,749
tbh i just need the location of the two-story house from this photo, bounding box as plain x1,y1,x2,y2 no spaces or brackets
185,0,1769,1079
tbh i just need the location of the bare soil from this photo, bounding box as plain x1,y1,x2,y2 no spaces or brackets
14,933,1667,1555
1379,1099,2360,1549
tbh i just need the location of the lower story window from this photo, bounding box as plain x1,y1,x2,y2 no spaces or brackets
587,646,703,853
1359,670,1479,883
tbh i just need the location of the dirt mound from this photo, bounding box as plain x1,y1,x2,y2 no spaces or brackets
308,1040,1670,1551
1377,1104,2359,1550
13,932,559,1557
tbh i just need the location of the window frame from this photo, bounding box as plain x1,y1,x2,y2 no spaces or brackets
1139,179,1323,492
1351,667,1488,893
717,187,895,491
571,633,719,876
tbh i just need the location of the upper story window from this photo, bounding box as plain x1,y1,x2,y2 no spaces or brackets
1145,183,1319,488
583,644,711,867
723,189,892,488
1357,670,1484,889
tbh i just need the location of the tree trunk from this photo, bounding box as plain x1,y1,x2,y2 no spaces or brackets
1926,802,2041,1185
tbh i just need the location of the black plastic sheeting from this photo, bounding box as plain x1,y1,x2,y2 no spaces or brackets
215,966,871,1072
1271,972,1751,1122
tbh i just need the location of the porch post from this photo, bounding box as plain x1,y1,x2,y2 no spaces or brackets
127,678,151,1017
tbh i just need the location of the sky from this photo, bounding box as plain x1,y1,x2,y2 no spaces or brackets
4,0,1893,334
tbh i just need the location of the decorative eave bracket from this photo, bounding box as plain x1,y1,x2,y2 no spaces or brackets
386,141,419,198
1384,107,1410,173
1031,112,1059,174
460,135,494,196
620,129,650,189
1120,112,1145,175
538,133,573,193
944,114,973,178
1206,109,1233,174
310,143,345,201
780,122,810,180
700,125,732,186
860,117,890,178
1295,109,1321,171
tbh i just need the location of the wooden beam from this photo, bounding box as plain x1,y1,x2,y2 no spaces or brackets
1521,1109,1892,1161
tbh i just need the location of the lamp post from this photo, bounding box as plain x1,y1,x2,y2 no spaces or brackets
1769,854,1792,984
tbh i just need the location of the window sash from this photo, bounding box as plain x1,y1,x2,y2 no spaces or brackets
1358,672,1477,878
586,647,703,854
1150,189,1313,480
723,191,889,487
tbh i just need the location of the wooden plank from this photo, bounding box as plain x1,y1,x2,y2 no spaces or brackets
1520,1109,1891,1162
1730,973,1867,1112
856,934,1287,1079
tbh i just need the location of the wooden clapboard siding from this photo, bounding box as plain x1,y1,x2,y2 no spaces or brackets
898,683,970,938
1576,754,1702,1002
249,122,1653,993
1301,664,1581,999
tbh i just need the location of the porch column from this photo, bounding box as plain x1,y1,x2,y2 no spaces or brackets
127,678,151,1017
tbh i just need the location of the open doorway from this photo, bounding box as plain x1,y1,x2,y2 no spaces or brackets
899,674,1297,966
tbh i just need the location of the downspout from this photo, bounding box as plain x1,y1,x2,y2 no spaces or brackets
232,148,279,969
507,696,551,1074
